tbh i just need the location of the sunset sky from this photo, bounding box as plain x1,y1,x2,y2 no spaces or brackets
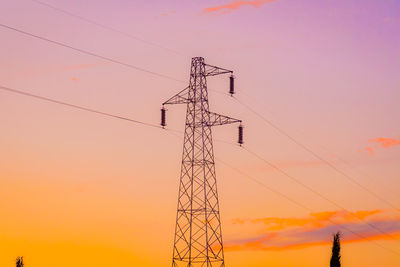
1,0,400,266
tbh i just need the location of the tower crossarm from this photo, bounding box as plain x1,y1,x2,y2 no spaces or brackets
204,64,233,77
163,86,190,105
206,111,241,126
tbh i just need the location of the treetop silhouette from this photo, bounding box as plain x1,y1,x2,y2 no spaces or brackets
330,232,341,267
16,256,24,267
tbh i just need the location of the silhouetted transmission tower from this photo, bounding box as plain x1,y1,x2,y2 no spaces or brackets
162,57,243,266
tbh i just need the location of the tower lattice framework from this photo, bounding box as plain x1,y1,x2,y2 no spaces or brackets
163,57,241,267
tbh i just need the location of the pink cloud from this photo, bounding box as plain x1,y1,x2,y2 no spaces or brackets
154,10,176,20
360,136,400,155
369,137,400,148
204,0,279,14
365,147,374,155
384,16,400,23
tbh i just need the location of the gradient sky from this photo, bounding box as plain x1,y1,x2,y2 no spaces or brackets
1,0,400,266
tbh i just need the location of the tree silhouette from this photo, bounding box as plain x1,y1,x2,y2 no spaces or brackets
16,256,24,267
330,232,341,267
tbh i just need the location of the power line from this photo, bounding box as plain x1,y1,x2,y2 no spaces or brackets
0,23,185,83
327,150,399,200
0,23,230,96
5,12,394,218
3,84,397,246
5,2,397,257
1,12,397,249
0,85,161,129
28,0,183,56
165,133,400,256
166,122,400,256
216,157,400,256
234,96,400,212
167,95,399,244
242,145,400,244
12,0,398,216
168,133,400,256
1,32,396,241
1,83,398,256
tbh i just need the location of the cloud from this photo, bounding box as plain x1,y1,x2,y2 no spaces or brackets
234,210,382,230
361,136,400,155
365,147,374,155
227,210,400,251
154,10,176,20
369,137,400,148
204,0,279,14
384,16,400,23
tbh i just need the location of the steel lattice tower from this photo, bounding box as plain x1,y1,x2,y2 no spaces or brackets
162,57,242,267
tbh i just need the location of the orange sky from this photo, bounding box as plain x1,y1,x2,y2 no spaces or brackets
1,0,400,266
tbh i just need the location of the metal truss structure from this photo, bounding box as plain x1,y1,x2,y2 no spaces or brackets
163,57,241,267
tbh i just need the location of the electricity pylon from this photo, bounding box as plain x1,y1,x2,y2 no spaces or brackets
162,57,242,267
